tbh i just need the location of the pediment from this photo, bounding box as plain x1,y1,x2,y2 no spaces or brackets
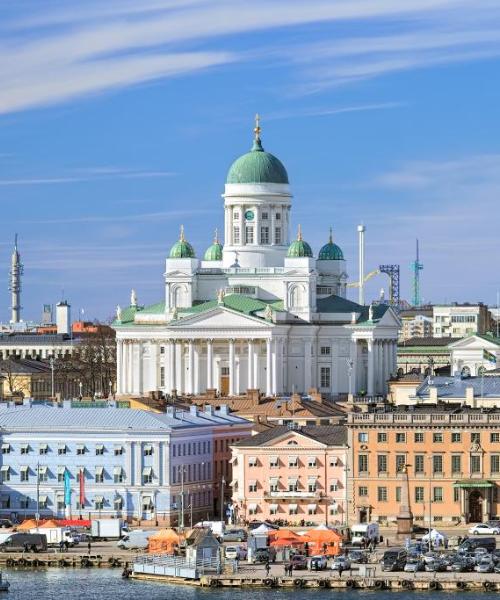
376,307,401,327
170,306,272,329
449,335,499,349
271,430,327,449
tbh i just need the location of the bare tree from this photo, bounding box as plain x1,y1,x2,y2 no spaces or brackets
0,359,30,399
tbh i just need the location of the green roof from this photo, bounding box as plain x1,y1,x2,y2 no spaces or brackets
226,136,288,185
453,480,494,488
112,301,165,326
318,232,344,260
180,294,284,319
169,239,196,259
204,241,223,261
315,295,390,323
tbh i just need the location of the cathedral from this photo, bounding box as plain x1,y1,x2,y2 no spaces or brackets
114,118,399,398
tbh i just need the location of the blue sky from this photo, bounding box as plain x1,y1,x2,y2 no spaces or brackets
1,0,500,322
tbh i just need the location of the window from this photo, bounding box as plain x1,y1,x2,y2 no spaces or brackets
396,487,401,502
491,455,500,474
308,456,317,468
269,479,279,493
1,444,10,455
308,480,317,493
58,445,66,455
288,456,298,468
114,497,123,510
275,213,281,221
144,445,153,456
19,497,29,509
160,366,165,387
320,346,331,355
39,497,48,510
77,445,86,455
358,455,368,474
377,487,387,502
491,432,500,443
451,455,462,474
451,432,461,443
414,432,424,443
433,433,443,443
0,496,9,509
377,433,387,443
377,455,387,473
39,444,48,455
358,432,368,443
288,479,298,492
261,212,268,220
358,486,368,497
308,505,316,515
95,468,104,484
38,467,48,482
269,457,279,468
270,505,278,515
260,226,269,244
248,482,257,493
20,467,29,482
330,457,339,467
248,505,258,516
415,455,425,474
396,433,406,443
289,505,298,515
114,446,124,456
471,432,481,443
57,468,65,483
274,227,281,244
470,455,481,474
396,455,406,472
142,468,153,485
320,367,331,388
432,455,443,474
245,226,254,244
95,445,104,456
94,498,104,510
433,487,443,502
415,487,424,502
114,468,124,484
20,445,29,455
329,481,338,492
234,211,240,220
233,227,240,244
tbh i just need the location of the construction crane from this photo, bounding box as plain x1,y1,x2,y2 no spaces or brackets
411,239,423,307
347,264,400,306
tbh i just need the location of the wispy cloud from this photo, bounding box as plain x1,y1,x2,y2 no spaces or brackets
0,0,494,114
266,102,406,121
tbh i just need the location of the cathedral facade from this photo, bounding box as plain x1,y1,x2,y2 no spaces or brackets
114,120,399,398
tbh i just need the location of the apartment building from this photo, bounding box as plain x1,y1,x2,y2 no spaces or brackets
433,303,491,338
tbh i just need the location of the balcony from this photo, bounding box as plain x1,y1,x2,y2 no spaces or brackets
263,490,323,500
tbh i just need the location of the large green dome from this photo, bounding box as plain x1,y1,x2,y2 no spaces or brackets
169,226,196,259
287,225,313,258
226,118,288,184
204,231,223,261
318,230,344,260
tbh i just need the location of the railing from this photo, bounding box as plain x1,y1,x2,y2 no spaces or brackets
349,412,500,424
133,554,220,578
263,490,322,499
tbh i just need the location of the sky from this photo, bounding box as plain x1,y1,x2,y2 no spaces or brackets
1,0,500,323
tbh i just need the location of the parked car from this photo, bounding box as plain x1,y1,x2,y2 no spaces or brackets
450,558,475,572
411,524,429,534
225,546,242,560
424,558,447,572
381,548,407,572
459,537,496,553
487,520,500,529
331,556,351,571
116,530,153,550
0,520,13,529
223,529,247,542
0,533,47,552
404,558,424,573
348,550,368,564
468,523,500,535
254,548,276,563
290,554,308,570
475,558,495,573
310,555,328,571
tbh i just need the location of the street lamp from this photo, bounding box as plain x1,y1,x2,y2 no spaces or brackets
78,380,83,399
49,356,55,398
428,455,433,552
220,476,226,523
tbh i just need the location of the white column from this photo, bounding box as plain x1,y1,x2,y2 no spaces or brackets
253,343,259,389
193,341,200,395
207,339,213,390
392,341,397,377
254,207,260,246
188,340,195,395
271,340,277,395
149,341,158,392
304,340,312,393
134,442,142,487
229,339,235,396
169,341,176,394
136,341,143,395
117,340,123,394
282,339,288,394
127,342,133,394
154,443,161,485
367,340,375,396
163,443,170,486
270,205,275,245
350,340,358,396
176,341,183,394
266,338,272,396
247,340,253,389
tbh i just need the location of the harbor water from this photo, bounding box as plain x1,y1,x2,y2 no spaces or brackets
2,569,499,599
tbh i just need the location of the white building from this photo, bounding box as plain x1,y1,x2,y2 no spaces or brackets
449,334,500,376
114,121,399,398
433,303,491,338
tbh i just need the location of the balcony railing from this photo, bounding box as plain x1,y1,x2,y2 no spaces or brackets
263,490,323,499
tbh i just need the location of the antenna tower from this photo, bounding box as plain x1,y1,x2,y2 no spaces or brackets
411,239,423,307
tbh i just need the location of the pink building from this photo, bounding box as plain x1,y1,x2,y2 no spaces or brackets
230,425,348,526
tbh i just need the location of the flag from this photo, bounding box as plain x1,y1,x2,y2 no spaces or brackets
483,349,497,364
79,469,85,507
64,469,71,507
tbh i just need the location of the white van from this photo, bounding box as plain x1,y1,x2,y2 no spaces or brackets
351,523,379,546
117,530,153,550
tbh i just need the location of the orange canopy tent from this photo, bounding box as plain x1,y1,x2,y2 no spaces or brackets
17,519,42,531
39,519,60,528
269,529,304,548
301,526,343,556
147,528,182,554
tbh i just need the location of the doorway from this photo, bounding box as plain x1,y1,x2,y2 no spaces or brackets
359,508,368,523
220,367,229,396
468,490,483,523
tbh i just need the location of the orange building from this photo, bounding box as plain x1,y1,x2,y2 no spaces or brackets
347,404,500,526
231,425,348,526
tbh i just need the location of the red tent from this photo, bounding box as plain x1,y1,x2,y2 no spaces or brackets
302,526,343,556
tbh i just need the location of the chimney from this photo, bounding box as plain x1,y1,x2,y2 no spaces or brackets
204,405,214,416
465,386,475,407
247,389,261,405
219,404,229,416
190,405,198,417
429,387,438,403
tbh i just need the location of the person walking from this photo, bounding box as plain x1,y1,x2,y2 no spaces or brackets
289,563,293,577
284,563,289,577
87,539,92,555
338,564,344,579
265,561,271,577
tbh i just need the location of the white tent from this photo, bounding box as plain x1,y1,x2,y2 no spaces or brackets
252,524,270,535
422,529,448,543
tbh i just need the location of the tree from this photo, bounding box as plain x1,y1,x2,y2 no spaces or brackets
0,358,30,399
54,325,116,398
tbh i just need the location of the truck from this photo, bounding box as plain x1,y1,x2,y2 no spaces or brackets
90,519,124,541
351,523,380,546
117,530,154,550
193,521,225,538
30,527,78,547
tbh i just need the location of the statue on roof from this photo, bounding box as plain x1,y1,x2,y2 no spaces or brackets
116,305,122,322
130,289,138,307
369,303,374,321
217,288,225,305
264,304,273,321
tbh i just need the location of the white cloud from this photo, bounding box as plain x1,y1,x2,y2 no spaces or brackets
0,168,175,186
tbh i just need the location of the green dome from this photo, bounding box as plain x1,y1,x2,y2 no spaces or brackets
204,231,223,261
287,225,313,258
169,226,196,259
226,119,288,184
318,230,344,260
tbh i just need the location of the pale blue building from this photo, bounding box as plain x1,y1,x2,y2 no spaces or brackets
0,399,250,524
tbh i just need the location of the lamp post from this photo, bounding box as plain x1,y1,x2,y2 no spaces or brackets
78,380,83,399
428,455,432,552
49,356,55,398
109,380,113,398
180,466,186,529
220,476,226,523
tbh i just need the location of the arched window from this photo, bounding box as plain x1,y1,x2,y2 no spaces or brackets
461,366,471,378
289,284,304,308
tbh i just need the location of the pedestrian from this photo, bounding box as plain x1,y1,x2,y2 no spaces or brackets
87,539,92,555
284,563,289,577
289,563,293,577
338,564,343,579
59,540,64,553
265,561,270,577
64,540,70,552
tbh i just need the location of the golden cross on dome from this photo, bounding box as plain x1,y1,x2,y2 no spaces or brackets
329,226,333,243
254,113,261,140
214,228,219,243
297,224,303,241
180,224,185,242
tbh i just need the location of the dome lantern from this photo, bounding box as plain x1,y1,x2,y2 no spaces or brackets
203,228,223,261
169,225,196,259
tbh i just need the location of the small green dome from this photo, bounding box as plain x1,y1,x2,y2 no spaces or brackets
204,230,223,261
169,226,196,259
226,117,288,184
318,229,344,260
287,225,313,258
